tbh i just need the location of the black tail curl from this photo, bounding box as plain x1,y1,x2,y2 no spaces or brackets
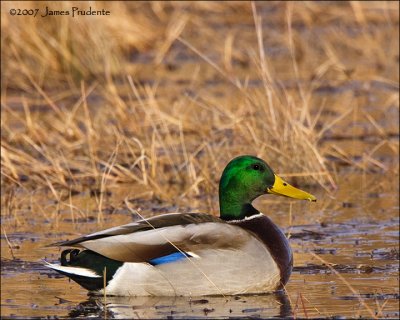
55,249,123,292
61,249,81,266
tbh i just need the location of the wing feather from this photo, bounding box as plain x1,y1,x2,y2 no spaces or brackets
50,213,254,262
49,213,221,247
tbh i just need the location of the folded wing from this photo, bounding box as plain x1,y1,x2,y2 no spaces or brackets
51,213,254,263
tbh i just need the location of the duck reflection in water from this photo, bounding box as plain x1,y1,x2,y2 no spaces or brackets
68,291,292,319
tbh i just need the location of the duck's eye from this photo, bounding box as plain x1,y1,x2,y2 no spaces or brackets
252,164,260,170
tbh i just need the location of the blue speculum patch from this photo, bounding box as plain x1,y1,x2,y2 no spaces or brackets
148,251,192,265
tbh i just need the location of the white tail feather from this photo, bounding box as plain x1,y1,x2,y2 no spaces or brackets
44,261,101,278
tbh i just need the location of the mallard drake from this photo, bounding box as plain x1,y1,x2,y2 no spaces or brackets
46,155,316,296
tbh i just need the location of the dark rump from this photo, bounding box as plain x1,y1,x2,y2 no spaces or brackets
58,249,123,292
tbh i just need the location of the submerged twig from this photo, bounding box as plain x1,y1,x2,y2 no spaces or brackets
310,252,377,319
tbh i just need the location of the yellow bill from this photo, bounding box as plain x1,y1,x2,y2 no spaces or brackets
267,174,316,202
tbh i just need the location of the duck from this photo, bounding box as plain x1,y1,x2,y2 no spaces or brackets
46,155,316,296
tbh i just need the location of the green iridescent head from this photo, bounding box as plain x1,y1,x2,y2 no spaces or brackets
219,155,316,221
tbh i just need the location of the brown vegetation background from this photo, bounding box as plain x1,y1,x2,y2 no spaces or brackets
1,1,399,218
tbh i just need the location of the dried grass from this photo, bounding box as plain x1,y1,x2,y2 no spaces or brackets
1,1,398,209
